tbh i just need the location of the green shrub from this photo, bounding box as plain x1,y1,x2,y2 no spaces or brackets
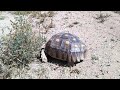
0,16,46,68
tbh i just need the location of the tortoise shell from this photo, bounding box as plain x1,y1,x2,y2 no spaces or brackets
44,32,87,66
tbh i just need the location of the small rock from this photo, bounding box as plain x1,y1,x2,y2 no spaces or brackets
95,75,99,78
110,27,113,29
102,73,104,75
70,69,80,74
106,64,110,66
68,24,74,28
73,21,79,25
117,61,120,63
100,70,103,72
104,40,107,42
110,39,115,41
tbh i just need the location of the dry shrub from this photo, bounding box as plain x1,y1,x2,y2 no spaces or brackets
0,16,46,68
11,11,32,16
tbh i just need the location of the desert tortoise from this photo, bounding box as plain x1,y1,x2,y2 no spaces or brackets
40,32,87,66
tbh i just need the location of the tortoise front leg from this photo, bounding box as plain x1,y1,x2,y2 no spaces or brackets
40,48,48,63
67,57,75,67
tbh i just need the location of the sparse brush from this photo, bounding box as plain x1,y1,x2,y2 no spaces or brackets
0,16,5,20
30,11,55,18
91,55,99,60
11,11,55,18
94,11,111,23
0,11,5,20
47,11,55,17
29,11,55,23
28,11,55,33
0,16,46,69
113,11,120,14
11,11,32,16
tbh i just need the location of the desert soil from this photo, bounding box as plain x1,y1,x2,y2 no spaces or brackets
0,11,120,79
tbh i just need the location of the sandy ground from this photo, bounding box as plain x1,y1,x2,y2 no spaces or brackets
0,11,120,79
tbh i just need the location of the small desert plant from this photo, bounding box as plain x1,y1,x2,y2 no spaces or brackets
28,11,55,34
12,11,55,18
94,12,111,23
113,11,120,14
11,11,32,16
0,16,46,68
91,55,99,60
0,12,5,20
29,11,54,18
0,16,5,20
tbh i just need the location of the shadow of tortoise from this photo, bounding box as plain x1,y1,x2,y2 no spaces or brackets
45,54,83,67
